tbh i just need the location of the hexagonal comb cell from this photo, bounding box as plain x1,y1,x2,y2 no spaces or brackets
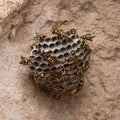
20,27,93,99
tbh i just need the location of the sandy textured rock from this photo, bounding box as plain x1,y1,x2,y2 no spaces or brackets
0,0,120,120
0,0,28,38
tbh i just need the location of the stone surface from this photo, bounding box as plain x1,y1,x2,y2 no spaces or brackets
0,0,28,38
0,0,120,120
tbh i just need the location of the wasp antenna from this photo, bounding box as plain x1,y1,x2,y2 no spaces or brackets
53,20,68,29
57,20,68,27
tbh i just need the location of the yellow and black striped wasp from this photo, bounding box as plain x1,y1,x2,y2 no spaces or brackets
70,50,81,68
33,71,47,85
51,20,77,40
40,50,61,66
20,56,32,66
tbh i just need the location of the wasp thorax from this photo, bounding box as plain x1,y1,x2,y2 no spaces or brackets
20,27,94,99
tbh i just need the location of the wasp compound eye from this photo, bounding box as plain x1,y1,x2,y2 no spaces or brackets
20,27,94,99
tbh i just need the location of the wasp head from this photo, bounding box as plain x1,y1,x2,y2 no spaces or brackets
70,28,76,34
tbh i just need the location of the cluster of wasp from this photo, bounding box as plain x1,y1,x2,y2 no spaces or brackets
20,23,94,99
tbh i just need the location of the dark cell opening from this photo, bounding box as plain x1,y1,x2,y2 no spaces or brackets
36,56,42,61
36,68,42,72
29,66,35,71
55,41,61,46
54,49,59,54
71,35,76,39
58,55,63,59
40,63,46,68
45,38,51,42
72,43,77,48
38,44,42,48
52,36,57,41
49,43,55,48
64,64,69,68
66,45,71,50
62,39,67,45
33,62,39,67
60,47,66,52
43,44,48,49
64,52,69,57
77,40,81,44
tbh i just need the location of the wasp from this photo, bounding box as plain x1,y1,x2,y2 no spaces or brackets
52,86,65,99
51,27,77,40
20,56,32,66
51,27,63,35
34,33,46,41
51,20,67,35
68,80,84,95
34,71,46,85
80,33,95,41
31,33,46,50
75,80,84,94
82,62,90,72
51,27,69,40
70,50,81,68
51,20,76,40
75,68,83,77
52,67,66,82
80,33,94,49
84,44,92,54
40,50,61,66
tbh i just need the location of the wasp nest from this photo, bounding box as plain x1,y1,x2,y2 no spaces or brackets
20,27,94,99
